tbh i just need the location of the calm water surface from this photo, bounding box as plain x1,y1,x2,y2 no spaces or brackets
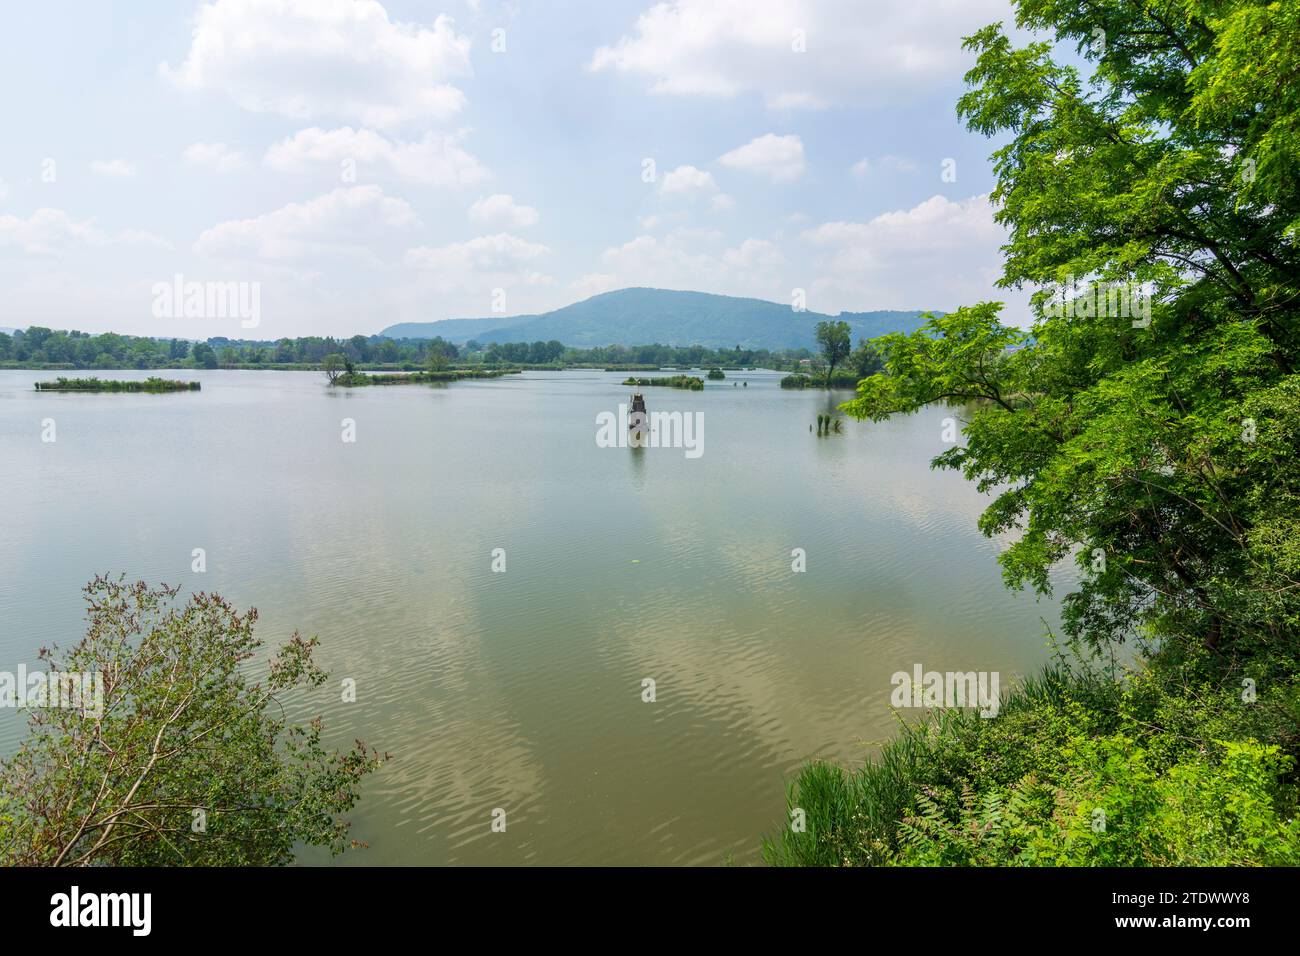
0,368,1066,865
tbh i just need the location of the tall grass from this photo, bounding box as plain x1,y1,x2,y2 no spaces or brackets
761,664,1133,866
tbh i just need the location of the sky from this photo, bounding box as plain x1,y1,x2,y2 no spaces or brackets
0,0,1033,340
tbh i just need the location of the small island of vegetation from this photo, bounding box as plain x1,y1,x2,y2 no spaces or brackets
621,374,705,391
330,369,518,387
34,376,200,392
322,351,519,387
781,371,861,389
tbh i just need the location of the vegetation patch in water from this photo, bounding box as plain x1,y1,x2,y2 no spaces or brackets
781,370,860,389
333,369,518,386
34,377,200,392
621,374,704,391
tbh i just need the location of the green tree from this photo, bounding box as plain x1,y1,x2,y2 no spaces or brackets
322,352,347,385
348,334,371,363
191,342,218,369
843,0,1300,655
425,337,456,371
815,320,852,387
426,347,449,372
850,339,883,379
0,577,385,865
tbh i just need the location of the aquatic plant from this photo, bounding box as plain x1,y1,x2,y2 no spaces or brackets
34,377,200,392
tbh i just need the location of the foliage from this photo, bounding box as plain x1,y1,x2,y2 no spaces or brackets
770,0,1300,868
481,340,567,365
322,353,347,385
815,320,852,387
844,0,1300,657
764,663,1300,866
34,377,199,392
191,343,218,369
0,328,464,371
334,369,518,387
621,375,705,390
891,738,1299,867
426,339,453,372
814,414,844,435
781,369,861,389
0,577,386,866
0,325,832,374
851,340,884,379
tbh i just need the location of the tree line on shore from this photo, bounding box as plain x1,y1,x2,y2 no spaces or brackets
0,326,834,374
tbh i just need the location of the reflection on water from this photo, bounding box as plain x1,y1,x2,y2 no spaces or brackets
0,368,1067,865
628,442,646,489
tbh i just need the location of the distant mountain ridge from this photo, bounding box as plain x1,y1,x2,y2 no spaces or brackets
380,288,935,350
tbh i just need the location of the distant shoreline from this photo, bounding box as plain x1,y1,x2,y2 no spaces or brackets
1,364,784,374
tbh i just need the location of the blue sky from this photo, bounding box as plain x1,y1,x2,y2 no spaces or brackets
0,0,1030,339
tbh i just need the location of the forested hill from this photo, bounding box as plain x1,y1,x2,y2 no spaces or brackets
380,288,933,350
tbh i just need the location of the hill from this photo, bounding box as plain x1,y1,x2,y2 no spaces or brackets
380,288,933,350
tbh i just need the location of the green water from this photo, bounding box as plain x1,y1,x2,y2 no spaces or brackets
0,368,1066,865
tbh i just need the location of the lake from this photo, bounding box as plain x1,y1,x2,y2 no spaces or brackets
0,368,1066,865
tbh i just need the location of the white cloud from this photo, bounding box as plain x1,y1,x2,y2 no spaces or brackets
0,209,168,254
597,232,786,299
637,211,685,231
117,230,174,249
801,193,1020,315
404,233,553,293
851,155,918,177
722,237,782,270
263,126,489,185
710,194,736,212
570,273,619,299
406,233,549,271
591,0,1013,109
802,194,1001,255
601,234,710,283
0,209,103,254
194,185,417,264
672,226,725,243
91,159,136,178
659,164,718,198
184,142,249,172
468,194,539,229
718,133,804,182
161,0,472,129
